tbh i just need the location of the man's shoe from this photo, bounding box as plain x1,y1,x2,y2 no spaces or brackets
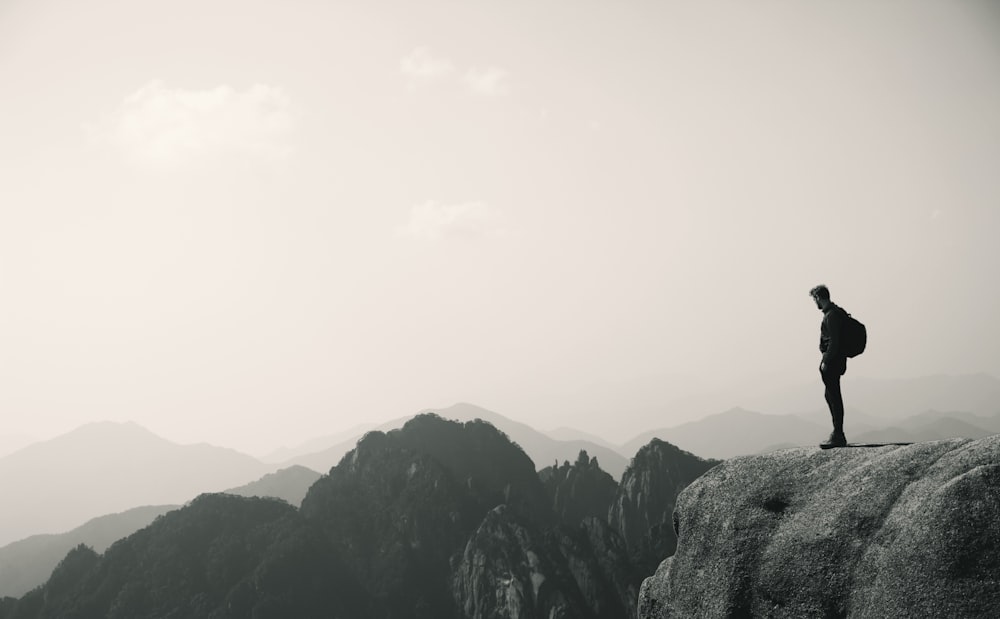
820,433,848,449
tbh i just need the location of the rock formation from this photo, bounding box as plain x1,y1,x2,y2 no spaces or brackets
453,505,640,619
6,415,683,618
639,436,1000,618
609,439,719,576
540,450,618,527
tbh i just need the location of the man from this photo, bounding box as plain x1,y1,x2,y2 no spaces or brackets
810,284,848,448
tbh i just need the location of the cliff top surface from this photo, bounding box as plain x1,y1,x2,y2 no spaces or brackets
641,436,1000,619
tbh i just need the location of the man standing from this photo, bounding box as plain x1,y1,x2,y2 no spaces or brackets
810,284,848,448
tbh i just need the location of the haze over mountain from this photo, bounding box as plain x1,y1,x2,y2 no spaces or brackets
0,414,718,618
222,465,322,507
0,465,322,597
0,422,272,546
0,505,177,599
851,412,1000,444
546,427,619,450
3,372,996,548
256,374,1000,460
258,424,377,463
5,0,999,459
0,390,995,611
622,408,828,461
743,373,1000,419
620,406,1000,460
283,403,631,480
0,434,37,459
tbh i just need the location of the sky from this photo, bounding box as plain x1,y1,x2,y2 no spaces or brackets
2,0,999,455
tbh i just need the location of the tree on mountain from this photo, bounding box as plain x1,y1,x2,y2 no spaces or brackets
0,415,722,619
540,450,618,528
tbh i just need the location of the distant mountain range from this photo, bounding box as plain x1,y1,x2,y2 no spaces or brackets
743,372,1000,419
0,505,177,598
0,414,718,618
0,422,274,547
222,465,322,507
4,373,997,549
0,434,36,459
850,409,1000,444
259,424,377,463
621,407,1000,460
280,402,631,480
0,465,324,597
268,374,1000,469
620,373,1000,458
622,407,826,460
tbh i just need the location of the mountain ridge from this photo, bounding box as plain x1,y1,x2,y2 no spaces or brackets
0,504,178,598
282,402,632,480
0,414,717,619
0,421,273,546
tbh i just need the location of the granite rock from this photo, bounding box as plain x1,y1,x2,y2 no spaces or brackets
639,437,1000,618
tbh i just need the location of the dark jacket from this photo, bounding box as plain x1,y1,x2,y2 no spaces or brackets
820,303,848,364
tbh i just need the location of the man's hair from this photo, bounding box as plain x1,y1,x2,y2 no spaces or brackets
809,284,830,300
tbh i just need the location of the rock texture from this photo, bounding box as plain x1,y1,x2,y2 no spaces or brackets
609,439,719,576
540,451,618,527
639,436,1000,619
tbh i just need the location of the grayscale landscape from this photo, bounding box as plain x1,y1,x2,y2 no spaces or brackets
2,0,998,616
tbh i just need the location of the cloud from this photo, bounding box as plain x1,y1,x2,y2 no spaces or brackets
400,48,511,97
400,47,455,84
396,200,504,240
89,80,293,169
465,67,510,96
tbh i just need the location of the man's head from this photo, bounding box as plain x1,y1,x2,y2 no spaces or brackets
809,284,831,310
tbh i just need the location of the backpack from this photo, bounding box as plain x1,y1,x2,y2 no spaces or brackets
841,309,867,358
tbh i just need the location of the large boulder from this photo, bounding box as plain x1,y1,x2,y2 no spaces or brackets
639,436,1000,618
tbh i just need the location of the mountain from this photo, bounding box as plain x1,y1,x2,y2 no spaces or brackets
285,403,631,480
453,505,639,619
1,494,367,618
299,414,557,617
901,409,1000,433
258,423,377,463
0,505,178,598
1,414,713,618
0,465,322,598
609,440,720,576
854,416,991,444
431,403,630,479
621,407,828,460
540,450,619,527
0,421,271,546
0,434,36,459
745,372,1000,420
622,402,1000,461
223,465,322,507
545,427,618,450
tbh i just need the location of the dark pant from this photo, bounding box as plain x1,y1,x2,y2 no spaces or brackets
821,358,847,435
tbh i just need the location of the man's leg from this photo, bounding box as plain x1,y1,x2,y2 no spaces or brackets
821,368,845,437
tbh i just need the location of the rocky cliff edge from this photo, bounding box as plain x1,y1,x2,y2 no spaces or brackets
639,436,1000,618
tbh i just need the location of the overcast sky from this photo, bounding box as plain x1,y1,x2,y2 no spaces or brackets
2,0,999,454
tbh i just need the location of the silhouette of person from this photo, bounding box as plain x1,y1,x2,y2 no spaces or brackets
810,284,848,448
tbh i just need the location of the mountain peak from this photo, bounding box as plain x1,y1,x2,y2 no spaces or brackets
68,420,155,435
717,406,762,417
0,422,268,546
